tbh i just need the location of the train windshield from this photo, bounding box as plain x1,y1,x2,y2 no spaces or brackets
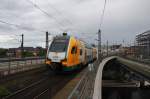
49,39,69,52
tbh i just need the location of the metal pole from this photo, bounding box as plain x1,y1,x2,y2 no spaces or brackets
107,40,108,56
21,34,24,58
46,31,49,50
148,36,150,58
8,54,11,75
98,29,101,60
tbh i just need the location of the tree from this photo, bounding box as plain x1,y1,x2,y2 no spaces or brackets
0,49,7,58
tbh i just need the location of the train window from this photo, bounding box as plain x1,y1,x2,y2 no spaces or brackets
76,47,77,53
49,39,69,52
80,49,82,55
71,46,77,54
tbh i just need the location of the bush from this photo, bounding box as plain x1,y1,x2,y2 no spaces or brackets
0,86,11,97
0,49,7,58
23,51,34,57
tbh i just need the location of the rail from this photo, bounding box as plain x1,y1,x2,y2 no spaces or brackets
68,62,98,99
0,57,45,63
0,57,45,77
121,56,150,65
117,57,150,80
33,89,51,99
3,78,48,99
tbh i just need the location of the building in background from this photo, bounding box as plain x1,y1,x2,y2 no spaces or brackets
110,44,121,51
7,47,46,58
136,30,150,58
121,46,139,57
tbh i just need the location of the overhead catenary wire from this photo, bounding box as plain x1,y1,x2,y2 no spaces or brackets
25,0,67,31
99,0,107,28
10,36,21,42
47,0,73,25
24,40,46,43
0,34,20,43
0,19,45,33
0,39,21,44
0,19,46,47
97,0,107,59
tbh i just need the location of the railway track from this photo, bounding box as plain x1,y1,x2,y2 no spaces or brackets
3,78,51,99
2,69,81,99
0,66,47,83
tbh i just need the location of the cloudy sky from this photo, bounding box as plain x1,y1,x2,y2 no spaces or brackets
0,0,150,48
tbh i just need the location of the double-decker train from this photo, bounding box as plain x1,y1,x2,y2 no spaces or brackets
45,33,97,72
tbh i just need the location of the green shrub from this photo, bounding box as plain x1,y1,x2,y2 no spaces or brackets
0,86,11,97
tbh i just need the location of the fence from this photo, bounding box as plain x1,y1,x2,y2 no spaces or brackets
118,55,150,65
103,51,150,65
68,61,99,99
0,57,45,77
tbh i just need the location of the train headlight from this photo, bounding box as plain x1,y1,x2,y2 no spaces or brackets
46,58,51,64
62,58,67,66
46,61,51,64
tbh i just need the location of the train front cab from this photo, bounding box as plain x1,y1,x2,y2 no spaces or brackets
46,36,85,72
45,35,70,71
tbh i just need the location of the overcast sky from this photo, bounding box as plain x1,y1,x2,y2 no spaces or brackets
0,0,150,48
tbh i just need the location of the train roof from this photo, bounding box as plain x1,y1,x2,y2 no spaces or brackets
54,34,96,49
54,35,70,40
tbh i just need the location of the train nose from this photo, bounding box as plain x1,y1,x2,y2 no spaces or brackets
48,52,66,63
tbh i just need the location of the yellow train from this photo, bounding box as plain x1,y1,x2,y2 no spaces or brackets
46,33,97,72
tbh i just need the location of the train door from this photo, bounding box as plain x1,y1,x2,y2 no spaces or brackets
79,42,85,64
79,48,83,63
84,49,88,65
